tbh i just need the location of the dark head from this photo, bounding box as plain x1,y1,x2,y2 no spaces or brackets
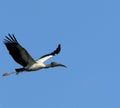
50,62,67,68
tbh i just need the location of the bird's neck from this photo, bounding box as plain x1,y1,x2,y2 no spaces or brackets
45,63,52,68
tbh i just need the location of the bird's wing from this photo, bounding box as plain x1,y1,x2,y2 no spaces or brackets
4,34,36,67
37,44,61,63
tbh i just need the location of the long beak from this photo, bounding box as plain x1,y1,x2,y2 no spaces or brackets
58,64,67,68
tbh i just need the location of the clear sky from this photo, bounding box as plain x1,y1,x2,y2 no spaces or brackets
0,0,120,108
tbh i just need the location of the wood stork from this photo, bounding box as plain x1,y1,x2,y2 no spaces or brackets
2,34,66,76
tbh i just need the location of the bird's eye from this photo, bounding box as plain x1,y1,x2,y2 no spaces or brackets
51,62,55,64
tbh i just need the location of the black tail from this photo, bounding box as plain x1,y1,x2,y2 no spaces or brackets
15,68,25,75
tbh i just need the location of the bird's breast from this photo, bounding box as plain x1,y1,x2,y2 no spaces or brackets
25,62,45,71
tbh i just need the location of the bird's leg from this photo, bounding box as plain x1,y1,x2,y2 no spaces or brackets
2,72,16,76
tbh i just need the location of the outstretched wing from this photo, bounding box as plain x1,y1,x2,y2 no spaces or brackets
37,44,61,63
4,34,36,66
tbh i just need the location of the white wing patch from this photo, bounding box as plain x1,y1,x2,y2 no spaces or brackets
36,55,53,63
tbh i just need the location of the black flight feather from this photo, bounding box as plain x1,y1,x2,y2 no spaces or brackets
4,34,35,67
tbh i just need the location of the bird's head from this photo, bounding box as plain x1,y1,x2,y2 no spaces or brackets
50,62,67,68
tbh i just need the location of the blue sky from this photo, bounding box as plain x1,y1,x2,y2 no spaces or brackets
0,0,120,108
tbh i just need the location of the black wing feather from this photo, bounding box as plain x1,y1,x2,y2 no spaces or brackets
40,44,61,59
4,34,35,67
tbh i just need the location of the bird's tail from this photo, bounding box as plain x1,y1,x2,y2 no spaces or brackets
15,68,25,75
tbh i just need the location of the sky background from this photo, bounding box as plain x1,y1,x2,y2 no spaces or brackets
0,0,120,108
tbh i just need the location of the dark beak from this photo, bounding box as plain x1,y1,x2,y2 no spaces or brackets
58,64,67,68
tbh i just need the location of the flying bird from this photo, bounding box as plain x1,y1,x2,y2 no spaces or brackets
2,34,66,76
